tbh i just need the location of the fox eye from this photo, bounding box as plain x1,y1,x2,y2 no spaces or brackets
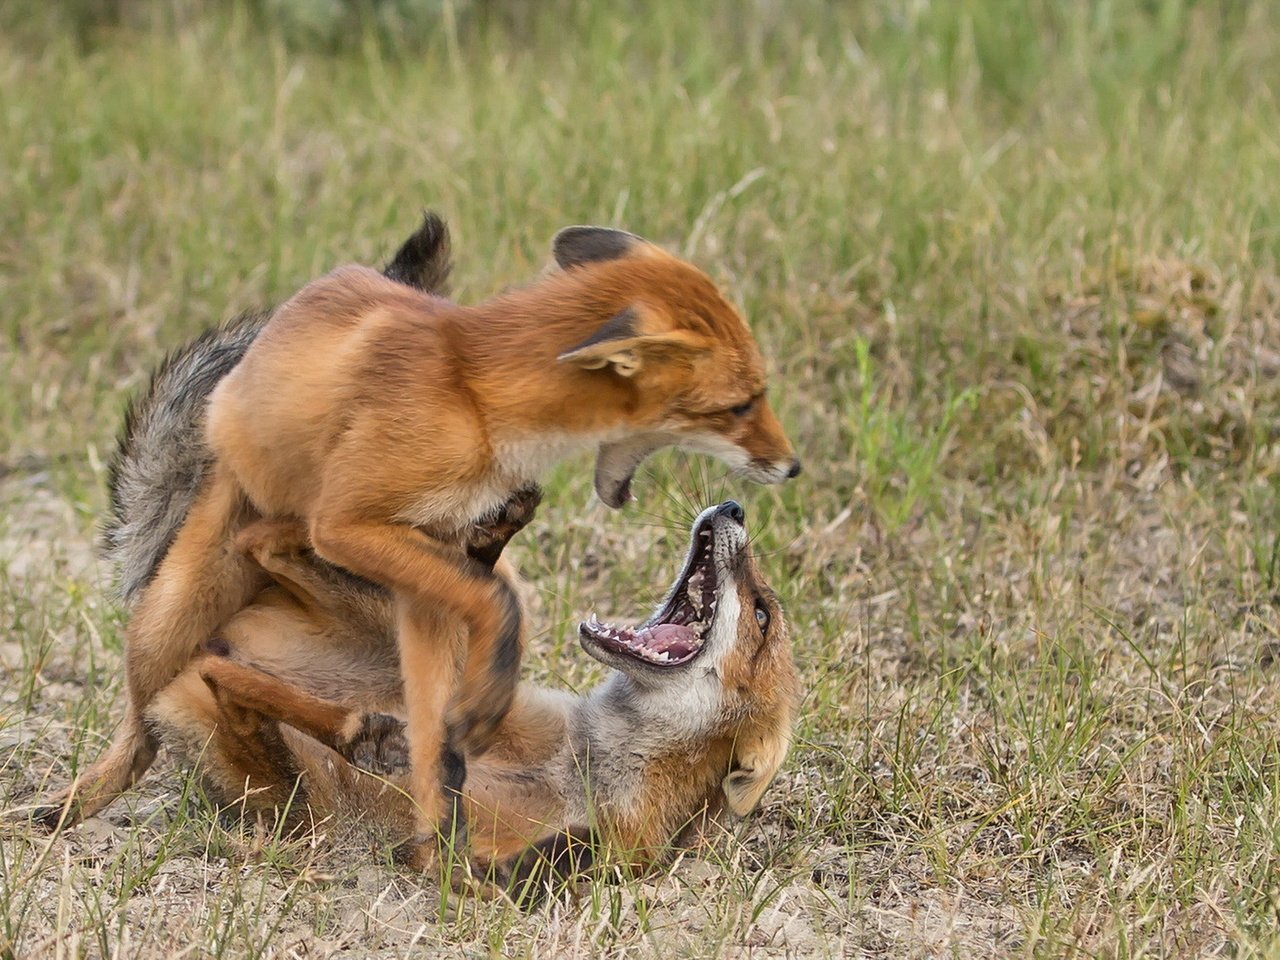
754,600,770,633
730,398,754,417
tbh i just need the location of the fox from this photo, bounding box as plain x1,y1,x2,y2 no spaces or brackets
38,213,456,823
146,499,798,898
40,218,800,873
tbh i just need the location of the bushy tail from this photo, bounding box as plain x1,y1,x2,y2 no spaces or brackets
102,313,264,604
102,212,454,605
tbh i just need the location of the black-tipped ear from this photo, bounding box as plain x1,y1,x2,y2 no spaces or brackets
557,307,641,375
558,306,710,377
552,226,644,269
382,211,452,294
560,307,638,357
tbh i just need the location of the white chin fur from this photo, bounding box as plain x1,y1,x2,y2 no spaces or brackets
641,589,740,718
582,506,744,693
737,461,792,484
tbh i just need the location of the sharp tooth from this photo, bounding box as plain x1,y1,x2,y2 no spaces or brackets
657,651,670,662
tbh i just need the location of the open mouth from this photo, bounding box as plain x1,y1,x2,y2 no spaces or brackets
593,434,671,509
579,516,719,667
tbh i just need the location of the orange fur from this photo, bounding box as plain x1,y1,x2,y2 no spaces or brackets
52,229,798,865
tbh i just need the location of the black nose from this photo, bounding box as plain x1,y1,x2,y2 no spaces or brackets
718,500,745,524
786,459,802,479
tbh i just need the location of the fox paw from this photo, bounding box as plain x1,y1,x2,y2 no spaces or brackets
31,800,73,834
337,713,408,776
392,825,471,878
466,485,542,567
392,833,436,871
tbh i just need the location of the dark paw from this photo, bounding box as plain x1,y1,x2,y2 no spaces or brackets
465,485,542,567
498,484,543,528
32,802,73,834
337,713,408,775
392,833,434,870
391,822,469,874
501,826,596,907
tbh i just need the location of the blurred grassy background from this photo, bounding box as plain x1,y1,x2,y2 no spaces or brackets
3,1,1280,955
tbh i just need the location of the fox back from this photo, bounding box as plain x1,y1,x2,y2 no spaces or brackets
100,214,454,605
204,227,798,528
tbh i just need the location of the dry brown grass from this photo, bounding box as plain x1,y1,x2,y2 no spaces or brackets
4,1,1280,956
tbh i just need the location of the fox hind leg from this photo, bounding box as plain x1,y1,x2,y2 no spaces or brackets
36,464,264,829
33,710,157,832
197,655,409,778
234,517,388,632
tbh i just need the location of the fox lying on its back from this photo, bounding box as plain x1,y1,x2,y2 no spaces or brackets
43,216,800,875
149,500,798,898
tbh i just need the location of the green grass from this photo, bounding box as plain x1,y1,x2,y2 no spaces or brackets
4,0,1280,955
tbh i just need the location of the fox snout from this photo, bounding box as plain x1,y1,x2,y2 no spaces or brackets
677,395,800,486
744,457,802,484
733,396,800,484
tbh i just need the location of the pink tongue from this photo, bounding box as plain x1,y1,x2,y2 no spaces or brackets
644,623,697,656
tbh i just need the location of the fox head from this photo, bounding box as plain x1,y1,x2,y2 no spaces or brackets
551,227,800,508
579,501,799,815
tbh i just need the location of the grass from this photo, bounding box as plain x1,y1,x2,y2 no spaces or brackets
3,0,1280,954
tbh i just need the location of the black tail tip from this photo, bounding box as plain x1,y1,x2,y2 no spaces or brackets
382,210,453,294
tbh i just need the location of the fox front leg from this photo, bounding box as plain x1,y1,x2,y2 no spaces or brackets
307,515,521,861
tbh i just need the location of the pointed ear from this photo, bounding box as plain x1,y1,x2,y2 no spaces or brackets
552,226,646,269
723,724,793,816
557,307,643,375
557,307,709,377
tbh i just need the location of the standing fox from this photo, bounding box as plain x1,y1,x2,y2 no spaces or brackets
42,219,799,868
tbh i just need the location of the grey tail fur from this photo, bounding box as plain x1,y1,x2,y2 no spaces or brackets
102,212,454,605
